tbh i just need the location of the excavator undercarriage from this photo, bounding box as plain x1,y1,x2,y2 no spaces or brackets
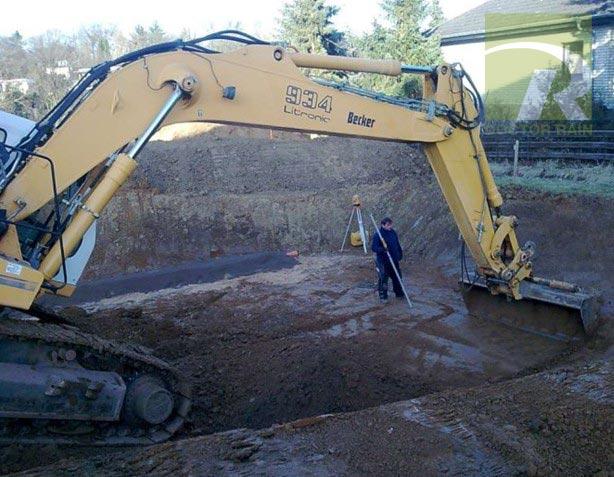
0,30,602,444
0,314,191,444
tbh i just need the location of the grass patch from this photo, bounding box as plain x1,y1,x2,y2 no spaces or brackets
490,160,614,197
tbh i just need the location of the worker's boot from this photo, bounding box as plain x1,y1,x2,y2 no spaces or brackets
378,282,388,303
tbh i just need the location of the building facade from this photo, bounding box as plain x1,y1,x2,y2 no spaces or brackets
435,0,613,122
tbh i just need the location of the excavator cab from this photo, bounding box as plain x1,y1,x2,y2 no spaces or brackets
0,109,35,148
0,109,34,181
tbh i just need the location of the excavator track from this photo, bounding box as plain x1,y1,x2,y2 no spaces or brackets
0,315,191,445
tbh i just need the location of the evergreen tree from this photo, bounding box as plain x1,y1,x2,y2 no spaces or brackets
279,0,346,56
352,0,443,98
147,22,169,45
128,22,169,50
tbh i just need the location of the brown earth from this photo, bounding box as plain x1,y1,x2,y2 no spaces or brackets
86,132,432,277
13,358,612,476
88,129,614,304
1,126,612,475
3,254,612,475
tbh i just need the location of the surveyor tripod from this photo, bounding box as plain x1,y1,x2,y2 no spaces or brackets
340,195,369,254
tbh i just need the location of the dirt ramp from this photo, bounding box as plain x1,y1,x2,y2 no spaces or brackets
16,360,611,476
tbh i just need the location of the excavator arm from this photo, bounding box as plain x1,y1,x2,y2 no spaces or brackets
0,33,598,328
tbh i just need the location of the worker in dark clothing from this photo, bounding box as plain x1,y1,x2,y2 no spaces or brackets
371,217,404,302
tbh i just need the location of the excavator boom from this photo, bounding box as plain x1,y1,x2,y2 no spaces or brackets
0,30,601,444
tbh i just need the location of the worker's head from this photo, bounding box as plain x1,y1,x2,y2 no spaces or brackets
381,217,393,230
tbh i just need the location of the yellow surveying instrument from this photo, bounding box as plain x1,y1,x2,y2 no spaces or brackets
340,195,369,254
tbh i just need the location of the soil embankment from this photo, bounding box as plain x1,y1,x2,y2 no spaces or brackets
90,128,614,307
87,133,436,277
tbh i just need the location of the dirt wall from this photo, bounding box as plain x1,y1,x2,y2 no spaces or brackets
87,133,452,277
87,129,614,305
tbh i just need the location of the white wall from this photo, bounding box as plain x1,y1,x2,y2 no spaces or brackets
442,42,486,93
443,27,613,112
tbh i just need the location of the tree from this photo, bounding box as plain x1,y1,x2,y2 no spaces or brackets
0,23,174,120
147,22,169,45
76,24,117,66
0,31,28,79
0,85,36,118
382,0,442,65
24,31,76,118
128,22,170,50
279,0,347,56
178,28,195,41
352,0,443,98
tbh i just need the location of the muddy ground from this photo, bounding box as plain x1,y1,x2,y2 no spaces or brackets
4,254,612,475
1,127,613,475
13,359,612,476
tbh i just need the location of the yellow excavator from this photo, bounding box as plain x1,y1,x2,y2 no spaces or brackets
0,30,600,444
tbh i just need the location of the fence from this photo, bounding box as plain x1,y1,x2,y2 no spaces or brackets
481,130,614,163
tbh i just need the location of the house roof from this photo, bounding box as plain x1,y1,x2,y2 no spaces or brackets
437,0,614,44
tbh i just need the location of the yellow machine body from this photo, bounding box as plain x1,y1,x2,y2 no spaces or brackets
0,31,601,447
0,37,598,333
0,255,44,309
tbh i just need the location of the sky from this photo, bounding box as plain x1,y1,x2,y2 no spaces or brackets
0,0,487,39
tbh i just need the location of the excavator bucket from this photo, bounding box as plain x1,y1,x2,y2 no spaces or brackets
461,274,601,341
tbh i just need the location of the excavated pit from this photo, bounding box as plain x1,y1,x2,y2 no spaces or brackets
47,256,573,432
2,126,612,475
